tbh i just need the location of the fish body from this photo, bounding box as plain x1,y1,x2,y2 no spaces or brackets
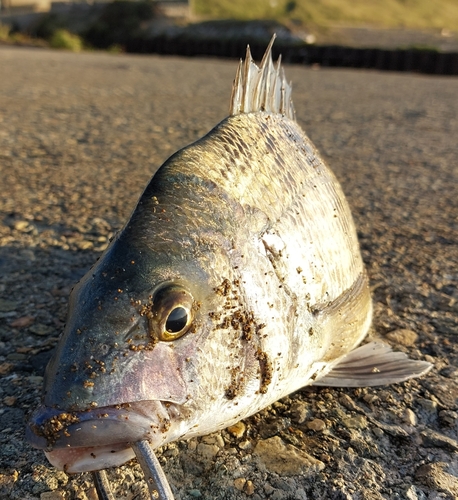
27,39,431,474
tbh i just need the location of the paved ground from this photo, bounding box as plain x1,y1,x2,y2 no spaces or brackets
0,46,457,500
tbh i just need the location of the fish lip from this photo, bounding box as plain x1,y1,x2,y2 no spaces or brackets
26,400,172,452
44,443,136,473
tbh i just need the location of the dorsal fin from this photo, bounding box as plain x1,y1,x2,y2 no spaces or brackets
229,35,296,121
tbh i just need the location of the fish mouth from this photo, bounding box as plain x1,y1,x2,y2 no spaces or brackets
26,400,174,473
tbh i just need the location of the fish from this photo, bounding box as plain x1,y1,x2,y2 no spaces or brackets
26,37,432,475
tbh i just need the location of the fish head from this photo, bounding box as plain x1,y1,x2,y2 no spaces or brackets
26,166,253,472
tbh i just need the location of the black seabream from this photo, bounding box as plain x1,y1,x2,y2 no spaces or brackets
27,38,432,484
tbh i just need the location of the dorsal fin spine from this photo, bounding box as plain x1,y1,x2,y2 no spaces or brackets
229,35,295,121
230,59,243,115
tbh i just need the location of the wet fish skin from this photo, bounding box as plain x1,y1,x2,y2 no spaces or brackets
40,110,369,409
26,39,431,474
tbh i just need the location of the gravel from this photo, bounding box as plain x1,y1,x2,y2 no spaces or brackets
0,46,457,500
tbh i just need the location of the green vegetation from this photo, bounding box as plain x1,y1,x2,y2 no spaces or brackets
0,23,11,42
194,0,458,30
49,29,83,51
32,0,155,51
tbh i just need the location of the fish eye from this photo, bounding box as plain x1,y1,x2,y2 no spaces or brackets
150,285,194,341
165,306,188,333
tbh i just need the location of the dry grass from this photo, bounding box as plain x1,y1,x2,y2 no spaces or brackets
194,0,458,30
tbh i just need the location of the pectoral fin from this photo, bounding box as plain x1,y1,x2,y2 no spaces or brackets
313,341,432,387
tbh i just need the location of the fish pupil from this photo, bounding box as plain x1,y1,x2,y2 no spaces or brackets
166,307,188,333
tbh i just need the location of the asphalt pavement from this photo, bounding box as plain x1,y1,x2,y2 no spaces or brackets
0,46,457,500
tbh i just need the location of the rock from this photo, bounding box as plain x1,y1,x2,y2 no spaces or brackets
259,418,289,439
227,421,246,438
196,443,219,460
13,220,32,232
245,480,255,495
10,316,35,328
6,353,27,361
239,440,252,450
290,401,309,423
0,362,14,375
27,375,44,385
187,439,197,451
342,415,367,430
188,489,202,497
368,417,408,437
439,410,458,426
405,485,427,500
85,487,99,500
201,434,224,448
234,478,246,491
417,398,437,413
403,408,418,426
40,492,65,500
0,300,18,312
385,329,418,346
420,428,458,451
29,323,54,336
306,418,326,432
254,436,324,476
415,462,458,496
3,396,17,406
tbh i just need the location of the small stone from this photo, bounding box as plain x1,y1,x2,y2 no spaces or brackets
6,353,27,361
234,478,246,491
86,488,99,500
227,421,246,438
385,329,418,346
187,439,197,451
421,428,458,451
0,300,18,312
439,410,458,426
363,393,379,404
306,418,326,431
40,492,65,500
201,434,224,448
245,480,255,495
3,396,17,406
405,485,427,500
254,436,324,476
342,415,367,429
14,220,31,232
0,362,14,375
403,408,417,426
417,398,437,413
370,419,408,437
239,440,252,450
188,489,202,497
416,462,458,496
264,483,275,496
27,375,44,385
259,418,289,439
10,316,35,328
196,443,219,459
440,367,458,378
78,240,93,250
163,446,179,457
290,401,309,423
29,324,54,336
372,427,384,438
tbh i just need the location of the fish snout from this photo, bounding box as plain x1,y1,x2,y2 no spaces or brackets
26,401,172,472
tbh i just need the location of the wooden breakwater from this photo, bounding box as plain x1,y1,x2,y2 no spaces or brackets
127,36,458,76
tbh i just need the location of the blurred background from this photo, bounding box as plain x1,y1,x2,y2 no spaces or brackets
1,0,458,73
